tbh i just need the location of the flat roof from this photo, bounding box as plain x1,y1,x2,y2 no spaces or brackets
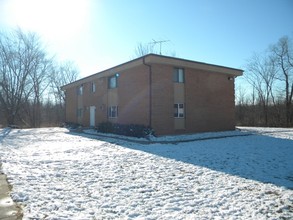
61,54,243,90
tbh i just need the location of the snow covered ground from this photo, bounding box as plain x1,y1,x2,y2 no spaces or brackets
0,127,292,219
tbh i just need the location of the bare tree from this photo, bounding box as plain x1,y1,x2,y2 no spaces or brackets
0,29,56,127
237,36,293,127
236,85,247,106
245,53,278,125
270,36,293,126
0,29,36,125
50,61,79,104
133,42,157,57
49,61,79,123
27,58,53,127
0,28,80,127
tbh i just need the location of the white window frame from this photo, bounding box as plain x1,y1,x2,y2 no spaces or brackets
108,75,117,89
174,103,184,118
77,85,83,95
108,106,118,118
173,68,185,83
91,82,96,93
77,108,83,117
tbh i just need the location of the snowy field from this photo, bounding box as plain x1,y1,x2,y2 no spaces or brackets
0,127,292,219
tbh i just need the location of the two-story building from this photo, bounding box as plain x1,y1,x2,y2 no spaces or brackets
61,54,243,136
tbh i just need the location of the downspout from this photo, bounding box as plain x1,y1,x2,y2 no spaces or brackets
63,89,66,124
61,86,67,124
143,57,152,128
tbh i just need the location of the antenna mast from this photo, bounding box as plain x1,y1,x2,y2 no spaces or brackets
151,39,170,55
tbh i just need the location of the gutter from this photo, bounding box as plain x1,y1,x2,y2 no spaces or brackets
143,57,152,128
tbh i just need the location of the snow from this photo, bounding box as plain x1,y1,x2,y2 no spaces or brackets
83,128,251,143
0,127,292,219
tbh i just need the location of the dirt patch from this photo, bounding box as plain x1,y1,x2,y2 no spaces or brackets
0,164,23,219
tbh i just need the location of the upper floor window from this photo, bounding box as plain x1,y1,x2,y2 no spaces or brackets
173,68,185,83
174,103,184,118
77,85,83,95
108,75,118,89
91,82,96,93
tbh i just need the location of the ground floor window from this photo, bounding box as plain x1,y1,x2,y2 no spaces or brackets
77,108,83,117
108,106,118,118
174,103,184,118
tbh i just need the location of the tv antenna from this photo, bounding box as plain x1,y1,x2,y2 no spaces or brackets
150,39,170,55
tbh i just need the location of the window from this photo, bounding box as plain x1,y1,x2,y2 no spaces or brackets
91,82,96,93
77,85,83,95
77,108,83,117
174,103,184,118
173,68,184,83
108,106,118,118
108,75,117,89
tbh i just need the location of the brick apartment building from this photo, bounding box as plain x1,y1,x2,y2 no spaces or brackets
61,54,243,136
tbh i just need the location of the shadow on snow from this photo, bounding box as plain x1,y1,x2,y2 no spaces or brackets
68,131,293,190
0,128,12,143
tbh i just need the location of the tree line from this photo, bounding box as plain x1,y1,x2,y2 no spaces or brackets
1,29,292,128
0,29,79,128
236,36,293,127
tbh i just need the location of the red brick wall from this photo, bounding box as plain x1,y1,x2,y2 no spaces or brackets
65,65,150,127
185,68,236,133
151,64,174,135
64,61,236,135
83,78,108,125
117,65,150,126
65,87,77,124
150,64,236,135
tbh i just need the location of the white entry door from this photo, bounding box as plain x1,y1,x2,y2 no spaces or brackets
90,106,96,127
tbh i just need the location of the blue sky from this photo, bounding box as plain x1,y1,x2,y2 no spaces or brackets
0,0,293,80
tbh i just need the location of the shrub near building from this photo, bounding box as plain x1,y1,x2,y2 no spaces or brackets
96,122,154,138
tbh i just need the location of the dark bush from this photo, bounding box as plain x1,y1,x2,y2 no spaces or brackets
97,121,114,133
63,122,81,129
8,124,20,129
96,122,154,138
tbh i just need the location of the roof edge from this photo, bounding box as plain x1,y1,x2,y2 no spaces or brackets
61,56,145,90
144,53,243,75
61,54,243,90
